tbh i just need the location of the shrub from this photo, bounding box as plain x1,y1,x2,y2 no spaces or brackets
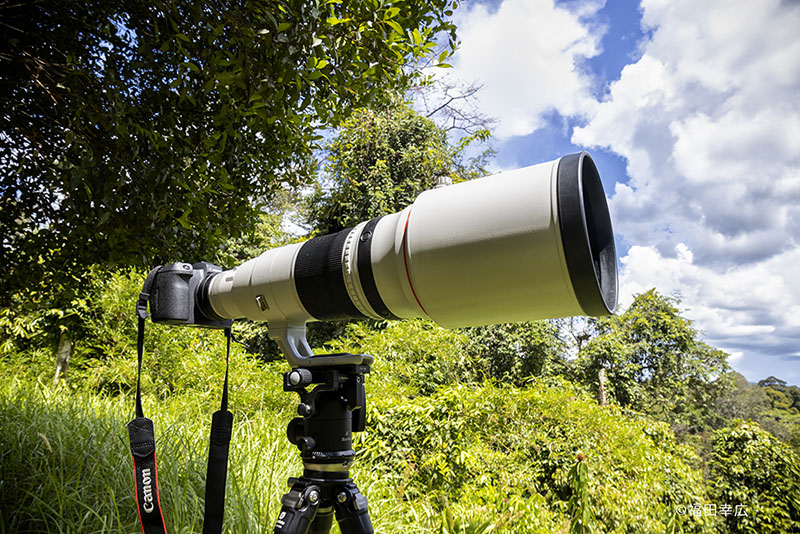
709,420,800,533
357,379,715,533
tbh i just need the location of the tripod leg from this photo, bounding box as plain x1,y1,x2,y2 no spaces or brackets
308,507,334,534
274,483,322,534
333,482,374,534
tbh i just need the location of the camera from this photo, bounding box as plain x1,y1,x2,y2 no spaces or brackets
147,152,617,367
147,261,232,329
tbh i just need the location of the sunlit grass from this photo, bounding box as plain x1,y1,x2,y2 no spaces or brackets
0,378,439,533
0,378,302,533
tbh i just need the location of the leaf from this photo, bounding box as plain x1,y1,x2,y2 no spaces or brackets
176,208,193,229
181,61,200,73
326,16,352,25
386,20,404,35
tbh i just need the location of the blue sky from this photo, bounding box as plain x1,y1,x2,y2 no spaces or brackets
431,0,800,385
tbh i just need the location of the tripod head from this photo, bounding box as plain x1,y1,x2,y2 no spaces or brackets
283,355,373,467
277,355,375,534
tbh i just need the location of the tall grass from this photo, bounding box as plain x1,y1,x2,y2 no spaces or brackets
0,378,440,534
0,378,304,533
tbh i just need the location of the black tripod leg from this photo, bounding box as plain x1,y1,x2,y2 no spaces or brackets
274,483,322,534
333,483,374,534
308,507,334,534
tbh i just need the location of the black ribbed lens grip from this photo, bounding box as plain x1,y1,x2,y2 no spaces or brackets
294,228,367,321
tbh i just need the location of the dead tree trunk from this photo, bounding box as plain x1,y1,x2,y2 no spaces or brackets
597,367,608,407
53,330,72,384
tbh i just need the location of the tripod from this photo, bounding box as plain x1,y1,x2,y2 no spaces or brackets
273,354,375,534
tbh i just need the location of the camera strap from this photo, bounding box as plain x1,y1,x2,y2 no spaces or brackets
128,267,167,534
202,328,233,534
128,267,234,534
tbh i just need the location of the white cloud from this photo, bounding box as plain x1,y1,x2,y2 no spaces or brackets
574,0,800,265
448,0,605,138
619,243,800,383
571,0,800,382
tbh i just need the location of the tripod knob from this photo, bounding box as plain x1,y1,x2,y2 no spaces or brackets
287,417,317,453
298,436,316,453
287,368,312,387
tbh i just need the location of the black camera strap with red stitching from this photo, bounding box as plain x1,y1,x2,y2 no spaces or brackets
128,267,234,534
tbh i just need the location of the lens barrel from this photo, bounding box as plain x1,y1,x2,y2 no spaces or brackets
207,152,617,327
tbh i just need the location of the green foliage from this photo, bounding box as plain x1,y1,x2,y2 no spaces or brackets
759,376,800,413
568,455,596,534
709,420,800,533
438,505,496,534
324,313,565,393
710,371,800,453
577,289,732,428
216,198,302,266
0,267,291,412
764,387,793,410
307,99,489,235
1,0,459,297
0,379,298,533
355,379,713,533
0,272,92,358
749,377,800,450
4,270,799,533
325,319,480,396
1,370,716,533
713,372,771,424
463,321,565,386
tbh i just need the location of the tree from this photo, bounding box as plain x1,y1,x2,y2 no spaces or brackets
306,98,489,235
463,321,564,386
714,372,771,423
414,77,496,135
0,0,459,296
576,289,732,427
1,0,459,377
758,376,800,413
303,98,491,346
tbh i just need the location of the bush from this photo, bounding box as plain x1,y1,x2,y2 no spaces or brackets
357,379,715,533
325,319,481,396
709,420,800,533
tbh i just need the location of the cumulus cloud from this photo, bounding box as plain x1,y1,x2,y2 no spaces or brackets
448,0,605,138
574,0,800,265
619,244,800,383
572,0,800,382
